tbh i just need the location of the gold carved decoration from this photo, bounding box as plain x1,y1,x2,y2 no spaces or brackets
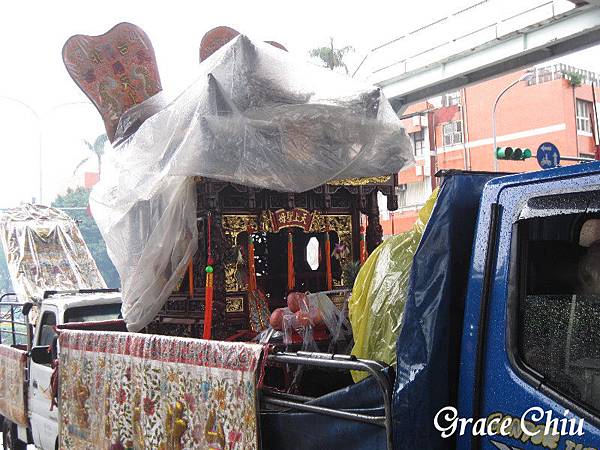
224,264,241,293
260,211,274,233
274,208,313,232
222,215,258,293
327,175,391,186
225,296,245,313
310,214,353,288
222,215,258,237
223,213,353,290
260,208,314,232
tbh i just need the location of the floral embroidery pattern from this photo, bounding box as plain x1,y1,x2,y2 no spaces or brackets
59,331,263,449
0,346,28,427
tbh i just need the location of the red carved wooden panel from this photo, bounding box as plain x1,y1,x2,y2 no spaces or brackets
200,26,287,62
199,26,240,62
264,41,288,52
62,22,162,142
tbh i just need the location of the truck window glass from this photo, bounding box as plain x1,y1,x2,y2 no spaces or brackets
63,303,122,323
516,211,600,417
37,311,56,347
519,189,600,221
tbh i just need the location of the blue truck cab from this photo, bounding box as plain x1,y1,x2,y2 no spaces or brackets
454,162,600,450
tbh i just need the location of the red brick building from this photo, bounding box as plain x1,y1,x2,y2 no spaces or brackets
381,64,600,235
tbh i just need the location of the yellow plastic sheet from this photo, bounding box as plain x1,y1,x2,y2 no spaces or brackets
349,189,438,382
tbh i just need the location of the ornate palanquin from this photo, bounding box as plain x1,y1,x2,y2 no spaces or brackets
158,175,398,338
62,23,401,339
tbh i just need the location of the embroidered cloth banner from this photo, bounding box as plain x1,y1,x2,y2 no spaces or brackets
0,345,28,428
58,330,263,449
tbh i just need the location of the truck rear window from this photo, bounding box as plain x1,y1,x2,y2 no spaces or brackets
64,303,122,323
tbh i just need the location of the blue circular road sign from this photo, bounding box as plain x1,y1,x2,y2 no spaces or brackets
537,142,560,169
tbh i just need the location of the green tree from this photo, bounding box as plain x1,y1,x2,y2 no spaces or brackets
309,38,354,73
52,187,120,288
74,134,109,176
565,71,583,87
0,253,13,295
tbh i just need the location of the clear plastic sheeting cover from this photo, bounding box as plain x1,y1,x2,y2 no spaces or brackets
92,34,413,331
0,204,106,302
93,178,198,332
349,189,438,382
0,345,28,428
280,291,351,349
58,330,264,449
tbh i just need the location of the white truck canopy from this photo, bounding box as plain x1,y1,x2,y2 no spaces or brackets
0,204,107,302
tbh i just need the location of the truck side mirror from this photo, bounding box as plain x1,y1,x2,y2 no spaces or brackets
30,346,52,365
22,302,33,316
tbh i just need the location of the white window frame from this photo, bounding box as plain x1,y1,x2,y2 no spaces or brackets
443,121,463,146
397,177,432,208
412,130,425,157
576,99,591,133
443,91,461,107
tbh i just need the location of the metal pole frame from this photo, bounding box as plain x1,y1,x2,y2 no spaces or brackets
0,97,92,204
492,72,533,171
560,155,596,163
263,351,394,450
0,298,29,347
0,96,41,202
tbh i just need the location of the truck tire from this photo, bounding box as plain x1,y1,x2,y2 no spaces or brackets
2,421,26,450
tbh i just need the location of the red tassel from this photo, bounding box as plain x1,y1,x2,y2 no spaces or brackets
188,258,194,298
287,229,295,291
247,226,257,292
203,213,214,340
359,226,366,265
325,224,332,291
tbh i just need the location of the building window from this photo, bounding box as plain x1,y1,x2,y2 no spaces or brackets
397,178,431,208
442,91,461,107
576,99,592,133
442,121,463,146
412,130,425,157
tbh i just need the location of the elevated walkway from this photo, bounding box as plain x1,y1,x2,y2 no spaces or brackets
354,1,600,108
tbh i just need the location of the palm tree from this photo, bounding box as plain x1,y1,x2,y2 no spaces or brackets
309,38,354,74
74,134,108,176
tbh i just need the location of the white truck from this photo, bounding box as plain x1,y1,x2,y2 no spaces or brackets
0,289,122,450
0,204,121,449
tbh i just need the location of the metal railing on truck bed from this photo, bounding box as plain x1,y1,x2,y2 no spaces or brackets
261,351,394,450
0,293,29,347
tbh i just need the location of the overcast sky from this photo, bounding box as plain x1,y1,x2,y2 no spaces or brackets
1,0,599,208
